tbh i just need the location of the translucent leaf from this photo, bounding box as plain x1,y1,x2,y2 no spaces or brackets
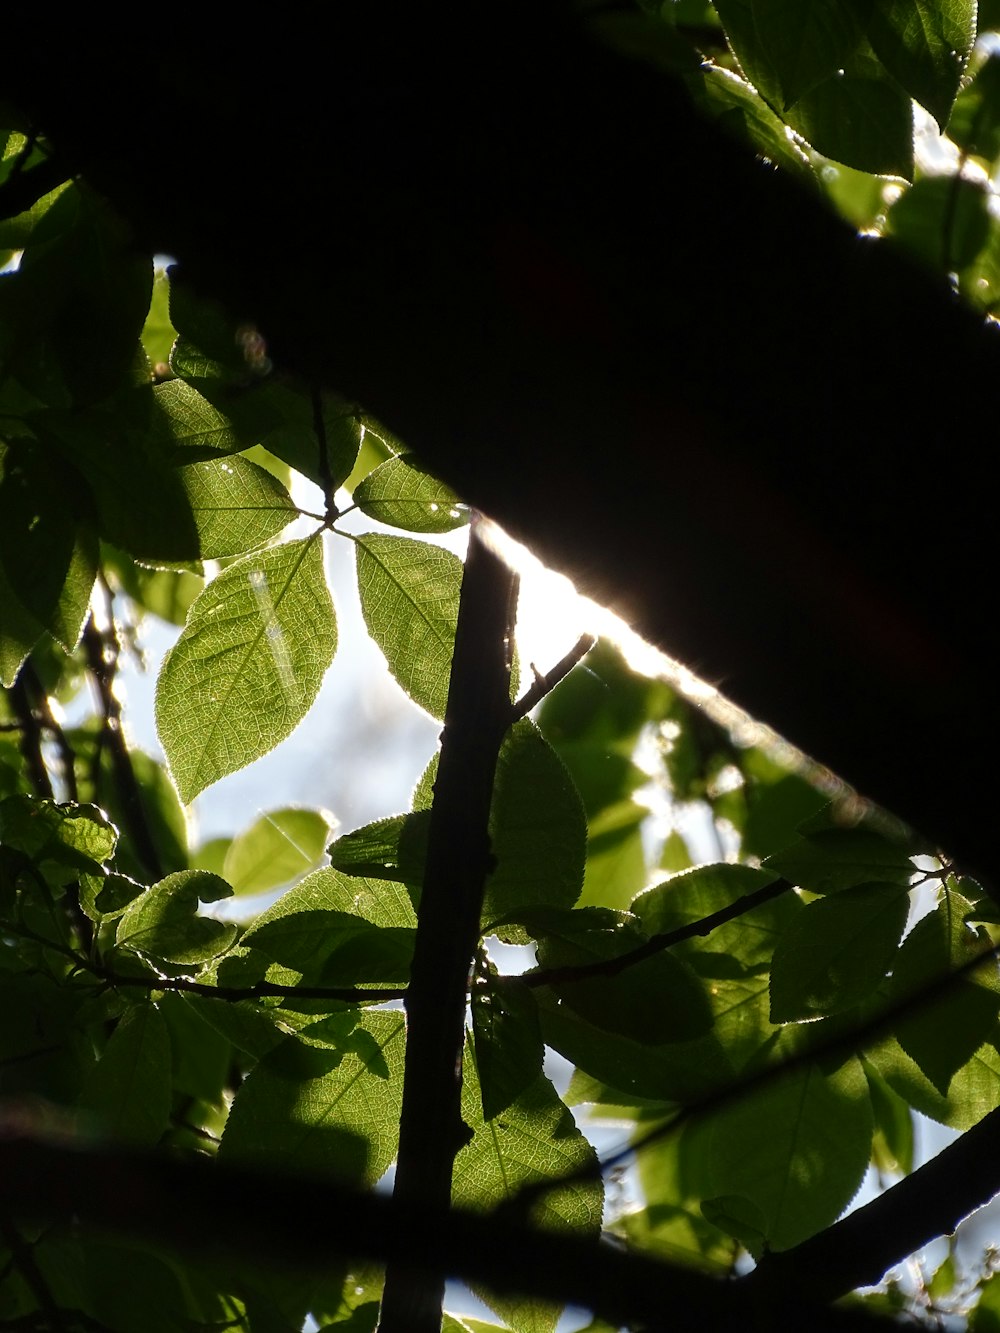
455,1040,603,1333
354,533,460,720
764,825,914,893
862,1055,914,1175
868,1035,1000,1131
533,908,713,1044
243,864,416,931
539,995,734,1104
769,881,910,1022
223,807,333,896
227,908,413,989
78,1002,171,1146
485,720,587,938
471,970,543,1121
784,60,914,178
178,454,296,558
326,810,430,887
354,454,469,532
633,862,794,971
156,536,336,802
708,1055,873,1250
214,866,415,991
684,65,813,176
865,0,975,128
0,795,117,873
887,891,1000,1093
0,440,96,648
141,268,176,370
0,556,42,686
751,0,863,109
116,870,237,965
219,1010,405,1187
887,176,991,273
151,379,241,458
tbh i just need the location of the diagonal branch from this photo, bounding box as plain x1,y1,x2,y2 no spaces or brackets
743,1101,1000,1305
0,1136,889,1333
522,875,794,987
378,515,519,1333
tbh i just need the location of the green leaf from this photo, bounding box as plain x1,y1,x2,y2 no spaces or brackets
214,865,415,993
78,1002,171,1145
151,379,241,458
141,268,176,370
533,908,714,1044
868,1034,1000,1130
354,454,469,532
486,719,587,938
785,59,914,177
865,0,975,128
887,175,991,273
223,807,333,896
633,862,792,971
219,1010,404,1186
948,55,1000,163
455,1041,603,1333
0,440,97,648
156,535,336,801
354,533,460,720
751,0,864,109
0,556,43,686
887,891,1000,1092
241,864,417,931
769,881,909,1022
0,795,117,874
764,824,914,893
716,0,914,175
176,453,296,558
539,993,734,1104
471,970,544,1121
862,1054,914,1175
326,810,430,886
115,870,237,965
685,65,814,176
700,1194,767,1258
708,1055,873,1250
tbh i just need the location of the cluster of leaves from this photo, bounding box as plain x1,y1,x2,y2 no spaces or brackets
5,16,1000,1325
621,0,1000,315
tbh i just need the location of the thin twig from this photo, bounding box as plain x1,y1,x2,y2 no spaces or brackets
504,936,1000,1216
522,875,794,988
511,633,596,721
7,673,53,799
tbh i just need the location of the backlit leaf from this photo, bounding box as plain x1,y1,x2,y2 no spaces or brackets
769,881,909,1022
355,533,460,720
455,1040,603,1333
708,1055,873,1250
866,0,975,128
222,807,333,896
219,1010,404,1186
156,536,336,802
78,1002,171,1146
178,454,296,558
354,454,468,533
116,870,237,965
